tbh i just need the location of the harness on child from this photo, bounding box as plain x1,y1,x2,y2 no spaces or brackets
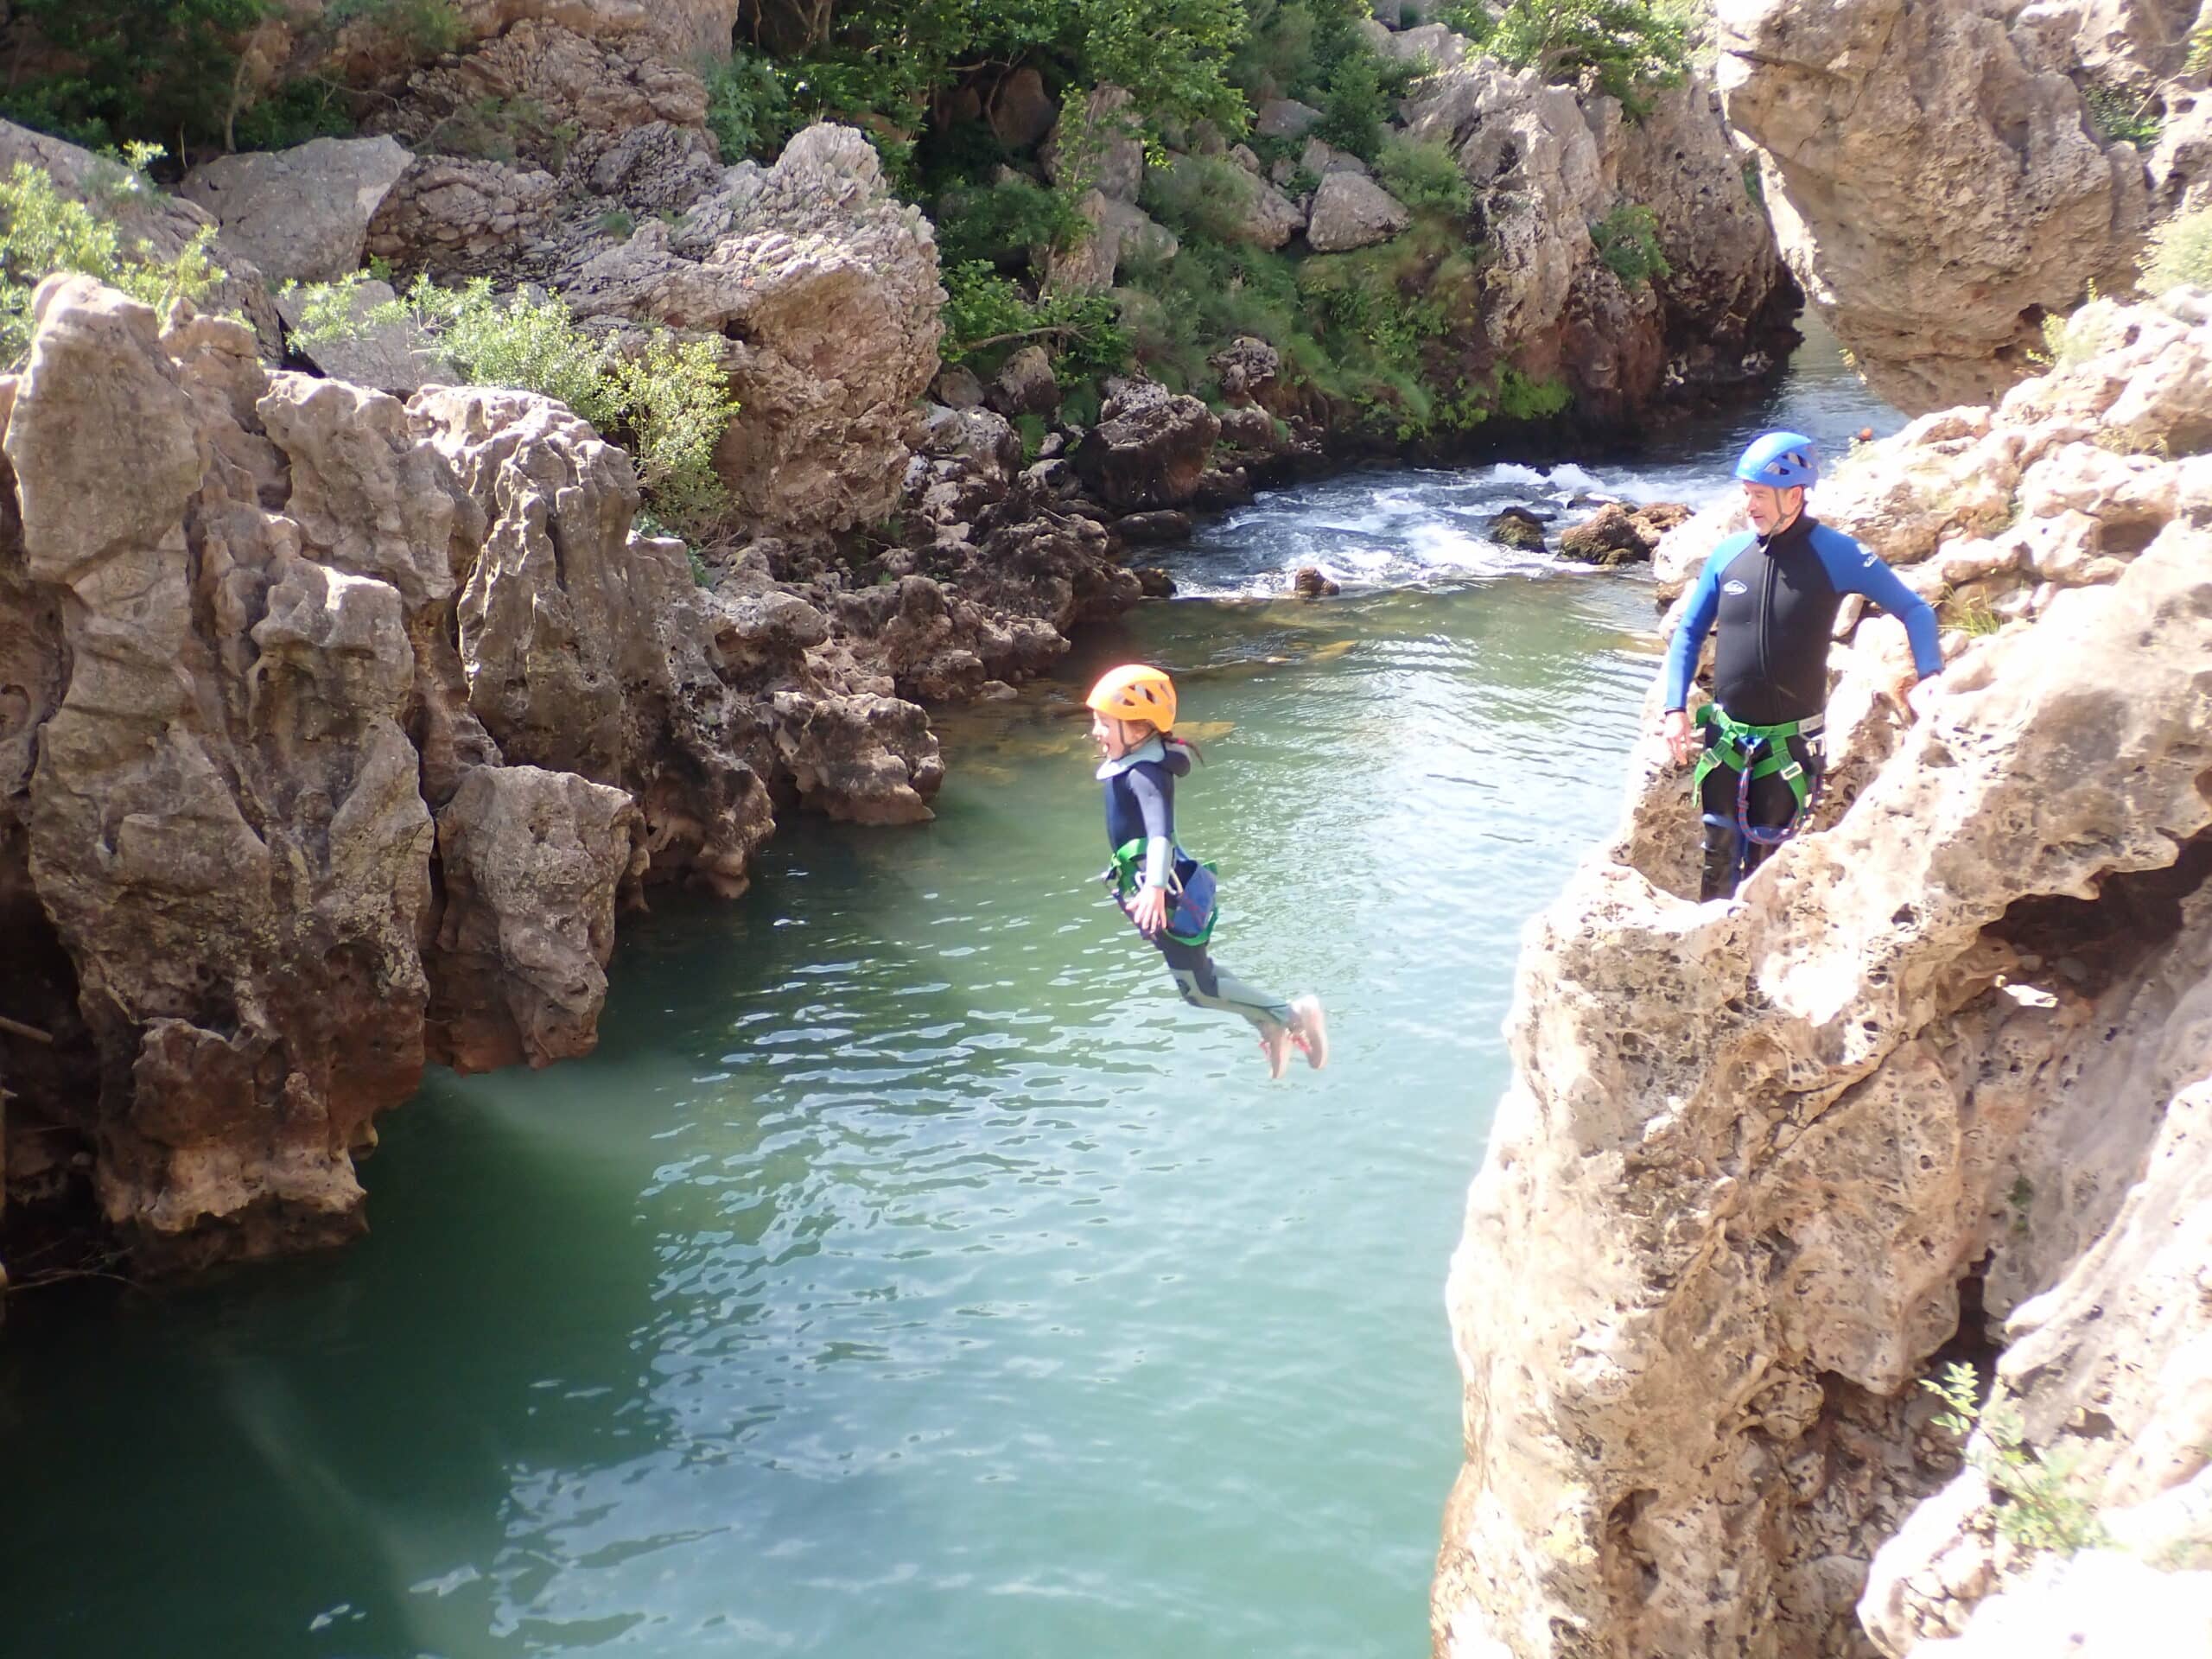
1103,840,1219,948
1692,702,1825,870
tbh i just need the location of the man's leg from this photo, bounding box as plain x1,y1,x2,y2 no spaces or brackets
1738,734,1821,880
1697,729,1742,900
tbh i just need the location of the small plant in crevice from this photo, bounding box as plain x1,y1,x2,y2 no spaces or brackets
2142,207,2212,296
2082,81,2163,149
1592,202,1670,288
1923,1361,2112,1560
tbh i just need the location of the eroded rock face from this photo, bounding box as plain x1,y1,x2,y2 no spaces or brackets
1071,382,1224,510
1403,63,1796,421
562,124,944,537
1433,296,2212,1658
0,272,946,1271
1718,0,2151,412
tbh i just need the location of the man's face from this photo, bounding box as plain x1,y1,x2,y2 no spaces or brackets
1741,481,1803,536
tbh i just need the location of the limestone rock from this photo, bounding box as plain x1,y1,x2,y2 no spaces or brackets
563,124,944,537
988,344,1060,418
1071,383,1223,510
990,67,1059,151
1255,99,1325,139
1306,171,1412,251
181,136,413,285
1718,0,2152,412
1381,22,1474,67
276,276,452,394
365,155,564,280
427,765,645,1073
1433,300,2212,1658
1487,506,1548,550
1044,189,1179,294
1555,500,1690,565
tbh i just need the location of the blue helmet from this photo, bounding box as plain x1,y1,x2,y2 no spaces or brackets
1734,430,1818,489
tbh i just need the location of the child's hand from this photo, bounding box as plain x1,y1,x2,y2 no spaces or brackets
1130,886,1170,937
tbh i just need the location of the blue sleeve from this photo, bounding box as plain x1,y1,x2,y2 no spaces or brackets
1662,543,1733,711
1816,529,1944,680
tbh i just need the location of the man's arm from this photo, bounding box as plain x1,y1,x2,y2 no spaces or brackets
1662,554,1726,712
1824,534,1944,681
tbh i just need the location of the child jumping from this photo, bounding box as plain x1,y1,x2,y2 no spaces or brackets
1085,664,1327,1080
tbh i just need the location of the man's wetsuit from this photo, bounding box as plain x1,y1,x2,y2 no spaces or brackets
1100,736,1294,1032
1664,513,1942,899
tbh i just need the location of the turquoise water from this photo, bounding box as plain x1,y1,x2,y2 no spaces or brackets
0,341,1892,1658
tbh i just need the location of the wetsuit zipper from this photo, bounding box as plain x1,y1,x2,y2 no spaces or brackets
1757,533,1778,702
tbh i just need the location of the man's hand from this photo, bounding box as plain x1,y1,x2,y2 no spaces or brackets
1662,708,1694,767
1130,885,1170,937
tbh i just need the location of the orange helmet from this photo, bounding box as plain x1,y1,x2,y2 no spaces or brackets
1085,664,1177,731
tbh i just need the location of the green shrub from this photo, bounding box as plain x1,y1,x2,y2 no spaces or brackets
2190,24,2212,78
2142,207,2212,294
1592,202,1670,286
702,48,798,162
1142,154,1264,244
327,0,466,57
296,276,740,539
1376,135,1472,216
934,175,1086,268
1315,48,1389,161
1496,366,1571,420
0,155,221,366
2082,82,2162,149
940,261,1129,378
0,0,271,154
1440,3,1500,47
1491,0,1689,117
1924,1363,2111,1560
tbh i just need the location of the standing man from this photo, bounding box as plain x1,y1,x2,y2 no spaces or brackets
1662,431,1944,900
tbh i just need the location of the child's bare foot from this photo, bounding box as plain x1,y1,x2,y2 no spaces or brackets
1258,1022,1294,1080
1289,996,1328,1070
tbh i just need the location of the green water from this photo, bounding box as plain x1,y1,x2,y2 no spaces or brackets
2,568,1655,1657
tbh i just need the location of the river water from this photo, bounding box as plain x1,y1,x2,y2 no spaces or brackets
0,329,1892,1658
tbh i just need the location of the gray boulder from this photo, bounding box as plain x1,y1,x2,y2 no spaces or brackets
1256,99,1325,139
988,345,1060,417
1306,172,1413,251
181,136,414,285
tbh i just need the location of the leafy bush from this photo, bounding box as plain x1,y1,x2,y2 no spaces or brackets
0,153,221,366
295,276,740,538
702,48,798,162
1592,202,1670,286
1491,0,1690,116
934,175,1086,268
939,261,1129,378
1923,1363,2111,1560
1315,48,1389,161
0,0,271,154
327,0,466,57
2082,82,2162,149
1142,154,1264,244
1376,135,1472,216
2141,207,2212,295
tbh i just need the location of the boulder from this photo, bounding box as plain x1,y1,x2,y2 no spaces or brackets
1382,22,1474,67
1305,171,1412,251
1071,383,1223,510
1718,0,2152,412
987,344,1060,418
933,363,987,409
1487,505,1548,550
1555,499,1692,565
1111,510,1194,543
1044,190,1179,294
1255,99,1325,139
1300,137,1370,177
562,124,944,537
276,276,452,394
181,136,413,286
1294,565,1341,596
990,66,1059,151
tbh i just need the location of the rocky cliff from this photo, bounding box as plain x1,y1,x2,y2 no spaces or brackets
0,272,968,1273
1432,289,2212,1656
1718,0,2210,412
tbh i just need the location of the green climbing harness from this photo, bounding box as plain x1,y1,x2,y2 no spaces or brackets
1692,702,1824,850
1104,838,1219,948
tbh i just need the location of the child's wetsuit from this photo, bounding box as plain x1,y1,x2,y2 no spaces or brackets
1099,736,1294,1033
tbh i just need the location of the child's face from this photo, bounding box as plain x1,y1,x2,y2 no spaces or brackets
1090,712,1148,760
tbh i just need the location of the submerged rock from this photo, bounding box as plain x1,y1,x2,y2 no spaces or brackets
1487,506,1548,550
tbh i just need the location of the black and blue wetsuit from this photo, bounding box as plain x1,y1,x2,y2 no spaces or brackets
1664,513,1943,896
1100,736,1294,1033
